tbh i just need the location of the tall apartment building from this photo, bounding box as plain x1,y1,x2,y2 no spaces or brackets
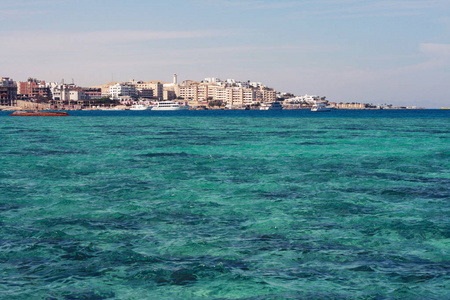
243,88,256,105
178,83,199,101
214,87,229,103
17,78,40,95
0,77,17,106
261,87,276,103
17,78,51,100
207,85,219,100
229,88,243,106
197,85,209,101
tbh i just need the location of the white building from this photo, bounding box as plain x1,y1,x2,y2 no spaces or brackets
110,83,137,99
286,94,323,103
69,90,87,101
47,83,71,101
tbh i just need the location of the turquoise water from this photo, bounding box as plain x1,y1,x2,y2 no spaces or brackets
1,110,449,299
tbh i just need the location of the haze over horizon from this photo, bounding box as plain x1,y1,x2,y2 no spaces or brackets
1,0,449,108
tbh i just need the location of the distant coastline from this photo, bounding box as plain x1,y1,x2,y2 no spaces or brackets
0,102,428,112
0,76,428,111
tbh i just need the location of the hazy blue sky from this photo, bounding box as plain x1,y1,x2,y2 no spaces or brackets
1,0,449,107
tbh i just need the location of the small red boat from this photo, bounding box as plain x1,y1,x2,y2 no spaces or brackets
10,111,70,116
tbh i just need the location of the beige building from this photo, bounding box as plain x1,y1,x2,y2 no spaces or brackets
129,80,165,100
136,81,164,100
242,88,256,105
261,87,276,103
197,85,209,101
214,87,228,103
178,83,199,101
176,81,276,107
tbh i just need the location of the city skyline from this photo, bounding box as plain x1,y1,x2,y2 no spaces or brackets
1,0,449,108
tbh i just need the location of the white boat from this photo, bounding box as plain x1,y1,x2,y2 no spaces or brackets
311,102,332,112
130,104,152,110
151,101,190,111
260,101,283,110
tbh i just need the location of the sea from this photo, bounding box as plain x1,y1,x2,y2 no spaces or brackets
0,109,449,299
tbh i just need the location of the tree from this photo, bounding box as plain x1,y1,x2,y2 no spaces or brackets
90,96,118,105
283,93,295,99
208,100,223,107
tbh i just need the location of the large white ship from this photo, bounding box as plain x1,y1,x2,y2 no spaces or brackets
260,101,283,110
151,101,190,111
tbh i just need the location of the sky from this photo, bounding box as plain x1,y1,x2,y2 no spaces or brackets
1,0,449,108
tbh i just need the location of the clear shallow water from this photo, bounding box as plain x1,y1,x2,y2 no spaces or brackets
0,110,449,299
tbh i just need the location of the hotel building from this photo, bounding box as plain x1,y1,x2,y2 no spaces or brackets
176,79,277,107
110,83,137,99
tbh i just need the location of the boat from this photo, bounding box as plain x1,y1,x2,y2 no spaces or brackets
151,101,190,111
10,111,69,116
260,101,283,110
311,102,332,112
130,104,152,110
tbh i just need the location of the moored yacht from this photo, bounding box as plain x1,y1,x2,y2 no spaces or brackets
311,102,332,112
151,101,190,111
260,101,283,110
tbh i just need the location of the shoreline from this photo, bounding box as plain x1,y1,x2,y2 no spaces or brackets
0,106,429,111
